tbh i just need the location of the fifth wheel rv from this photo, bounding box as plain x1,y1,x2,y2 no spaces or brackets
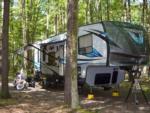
32,21,149,88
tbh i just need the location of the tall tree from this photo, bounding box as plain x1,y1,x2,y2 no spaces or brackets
106,0,110,20
124,0,131,22
65,0,79,109
21,0,28,73
1,0,10,98
97,0,103,21
46,0,50,38
142,0,148,26
89,0,94,23
0,0,2,72
125,0,131,22
21,0,32,75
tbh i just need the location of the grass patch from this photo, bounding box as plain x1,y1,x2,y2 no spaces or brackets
0,98,17,106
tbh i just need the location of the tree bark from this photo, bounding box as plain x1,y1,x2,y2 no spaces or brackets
65,0,79,109
89,0,94,23
1,0,10,98
125,0,131,22
46,0,50,38
98,0,103,21
142,0,148,26
54,15,58,35
21,0,27,72
26,0,33,75
106,0,110,20
85,0,89,24
22,0,30,75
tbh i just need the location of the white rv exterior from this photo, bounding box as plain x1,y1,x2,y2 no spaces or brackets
33,21,149,87
33,22,126,87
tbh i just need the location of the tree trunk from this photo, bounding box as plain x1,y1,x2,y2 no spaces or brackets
89,0,94,23
46,12,49,38
123,0,127,21
0,1,2,75
85,0,89,24
26,0,33,75
126,0,131,22
30,3,40,41
65,0,79,109
22,0,30,75
21,0,27,72
106,0,110,20
142,0,148,26
1,0,10,98
54,15,58,35
98,0,103,21
46,0,50,38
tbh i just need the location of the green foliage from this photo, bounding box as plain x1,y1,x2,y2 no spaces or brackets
110,0,124,21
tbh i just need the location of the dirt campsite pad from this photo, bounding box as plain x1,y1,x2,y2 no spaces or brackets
0,82,150,113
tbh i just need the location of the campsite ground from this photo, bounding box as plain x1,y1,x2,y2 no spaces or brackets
0,81,150,113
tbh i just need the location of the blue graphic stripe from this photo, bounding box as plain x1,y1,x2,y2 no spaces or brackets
59,58,103,64
83,48,102,57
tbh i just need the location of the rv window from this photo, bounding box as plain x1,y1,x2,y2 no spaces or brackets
79,34,92,54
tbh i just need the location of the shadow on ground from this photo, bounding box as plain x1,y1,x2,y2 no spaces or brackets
0,81,150,113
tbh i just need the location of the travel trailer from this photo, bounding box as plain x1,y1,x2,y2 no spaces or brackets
30,21,149,88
